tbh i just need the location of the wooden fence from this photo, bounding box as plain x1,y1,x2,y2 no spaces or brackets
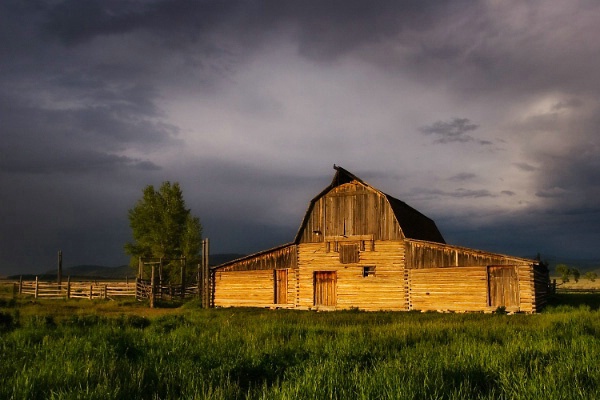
17,278,136,300
555,287,600,294
135,279,199,301
8,276,208,306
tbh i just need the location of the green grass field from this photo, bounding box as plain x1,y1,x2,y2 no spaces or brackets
1,285,600,399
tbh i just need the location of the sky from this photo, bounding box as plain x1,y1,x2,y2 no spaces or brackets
1,0,600,275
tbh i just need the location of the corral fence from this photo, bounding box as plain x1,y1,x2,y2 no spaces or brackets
14,277,136,300
555,287,600,294
6,276,209,304
135,279,200,301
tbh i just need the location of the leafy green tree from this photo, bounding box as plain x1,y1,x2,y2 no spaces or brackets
556,264,571,283
584,271,598,282
572,268,580,283
125,182,203,278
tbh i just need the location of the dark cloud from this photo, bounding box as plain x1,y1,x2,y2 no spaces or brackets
513,162,537,172
0,97,173,175
40,0,454,49
418,187,495,199
449,173,477,182
43,0,242,46
420,118,491,145
552,98,584,111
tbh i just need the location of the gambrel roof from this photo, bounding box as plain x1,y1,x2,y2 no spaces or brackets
294,165,445,244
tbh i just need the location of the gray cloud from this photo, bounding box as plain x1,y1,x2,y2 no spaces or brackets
449,173,477,182
513,163,537,172
418,188,496,199
420,118,491,145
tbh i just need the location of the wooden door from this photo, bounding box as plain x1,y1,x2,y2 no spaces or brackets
274,269,288,304
314,271,337,307
488,266,519,308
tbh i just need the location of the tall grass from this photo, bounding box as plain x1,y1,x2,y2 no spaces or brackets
1,295,599,399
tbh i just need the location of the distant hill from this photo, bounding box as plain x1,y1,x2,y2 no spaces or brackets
6,253,248,280
36,264,135,280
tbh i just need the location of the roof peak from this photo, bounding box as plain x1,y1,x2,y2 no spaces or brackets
331,165,367,187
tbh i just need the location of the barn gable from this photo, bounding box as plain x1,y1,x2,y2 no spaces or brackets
295,165,445,244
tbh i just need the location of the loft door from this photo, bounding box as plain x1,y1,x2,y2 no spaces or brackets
488,266,519,308
314,271,337,307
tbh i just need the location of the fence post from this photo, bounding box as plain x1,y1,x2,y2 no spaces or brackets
19,276,23,295
35,276,39,299
67,276,71,299
104,284,108,300
150,265,156,308
196,264,202,304
57,250,63,290
181,263,186,299
203,238,210,308
89,284,93,300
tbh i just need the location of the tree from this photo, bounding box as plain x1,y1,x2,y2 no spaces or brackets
584,271,598,282
571,268,580,283
556,264,571,283
125,182,203,276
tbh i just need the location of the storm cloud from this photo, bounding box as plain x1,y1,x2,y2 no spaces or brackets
1,0,600,274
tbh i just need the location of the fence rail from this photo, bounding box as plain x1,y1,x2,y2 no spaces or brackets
555,288,600,294
135,279,199,301
18,279,136,300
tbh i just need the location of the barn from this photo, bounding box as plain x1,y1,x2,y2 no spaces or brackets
212,166,550,313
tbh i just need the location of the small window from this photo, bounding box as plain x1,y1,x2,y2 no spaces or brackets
340,243,359,264
362,266,376,277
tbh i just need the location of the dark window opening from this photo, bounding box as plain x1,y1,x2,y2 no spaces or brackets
363,266,376,277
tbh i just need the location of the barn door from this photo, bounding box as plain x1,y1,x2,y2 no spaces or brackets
314,271,337,307
274,269,288,304
488,266,519,308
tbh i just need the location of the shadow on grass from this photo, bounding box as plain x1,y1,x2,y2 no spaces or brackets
546,293,600,311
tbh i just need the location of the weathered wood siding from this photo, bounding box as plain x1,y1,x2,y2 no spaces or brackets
299,182,403,243
409,267,487,312
296,240,407,311
213,245,297,308
405,239,533,269
531,264,550,312
213,269,297,308
517,265,535,313
217,245,297,272
408,265,536,313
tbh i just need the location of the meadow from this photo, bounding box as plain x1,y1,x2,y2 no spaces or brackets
1,285,600,399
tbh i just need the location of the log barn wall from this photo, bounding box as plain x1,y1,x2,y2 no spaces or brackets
408,267,489,312
213,268,297,308
408,265,536,313
532,264,551,312
213,245,297,308
296,240,406,311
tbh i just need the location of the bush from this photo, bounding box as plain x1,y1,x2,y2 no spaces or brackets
0,311,14,331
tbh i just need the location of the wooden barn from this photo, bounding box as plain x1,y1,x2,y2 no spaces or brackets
212,166,550,313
